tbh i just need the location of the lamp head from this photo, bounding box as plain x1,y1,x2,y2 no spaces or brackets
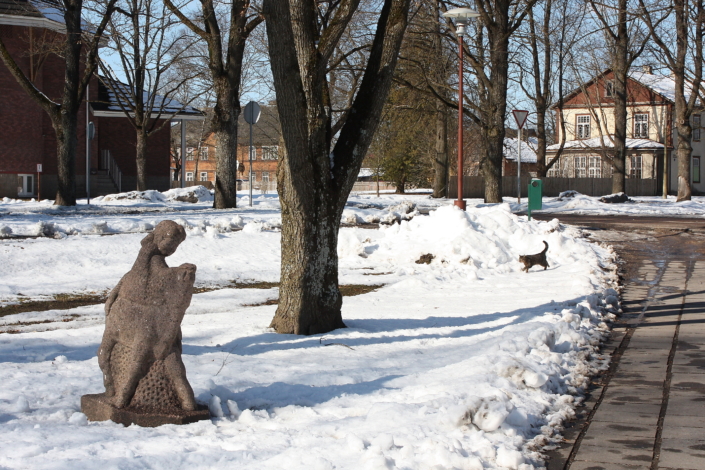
442,7,480,36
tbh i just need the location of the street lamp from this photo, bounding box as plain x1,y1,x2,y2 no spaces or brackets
443,7,480,211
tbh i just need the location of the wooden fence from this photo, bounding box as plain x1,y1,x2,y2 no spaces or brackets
448,176,660,198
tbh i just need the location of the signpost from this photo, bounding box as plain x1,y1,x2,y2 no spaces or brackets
243,101,261,207
37,164,42,201
512,110,529,204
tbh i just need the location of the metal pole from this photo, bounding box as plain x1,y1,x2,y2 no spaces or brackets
455,33,466,210
249,121,253,206
86,83,90,204
517,127,521,204
180,119,186,188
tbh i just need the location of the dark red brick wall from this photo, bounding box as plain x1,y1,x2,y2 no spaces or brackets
1,24,168,193
97,117,170,178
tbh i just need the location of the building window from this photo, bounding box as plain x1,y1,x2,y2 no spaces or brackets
186,147,194,160
251,172,257,182
630,155,642,179
634,113,649,138
18,174,34,196
577,115,591,139
262,172,270,183
186,172,194,181
261,146,279,160
588,156,602,178
200,172,208,181
574,155,587,177
694,156,701,183
694,114,701,142
605,80,614,98
200,147,209,160
547,159,560,177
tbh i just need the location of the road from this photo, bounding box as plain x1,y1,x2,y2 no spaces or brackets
534,214,705,470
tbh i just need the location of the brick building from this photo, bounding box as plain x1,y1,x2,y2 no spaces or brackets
0,0,202,199
178,104,281,191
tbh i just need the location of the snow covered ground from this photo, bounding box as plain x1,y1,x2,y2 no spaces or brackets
0,185,664,469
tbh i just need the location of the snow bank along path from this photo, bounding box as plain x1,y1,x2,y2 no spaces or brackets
0,203,619,470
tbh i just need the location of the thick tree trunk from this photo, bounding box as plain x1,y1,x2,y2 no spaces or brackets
212,84,240,209
612,69,628,193
432,101,448,198
264,0,409,335
610,0,629,195
53,111,78,205
271,156,345,335
535,101,548,177
675,114,693,201
479,15,509,203
135,131,148,191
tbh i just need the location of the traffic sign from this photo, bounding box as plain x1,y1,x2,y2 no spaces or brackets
512,110,529,129
244,101,261,125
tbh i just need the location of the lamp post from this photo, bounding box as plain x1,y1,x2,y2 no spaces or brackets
443,7,480,211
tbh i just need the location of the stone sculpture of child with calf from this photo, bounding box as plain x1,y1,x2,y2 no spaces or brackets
81,220,209,426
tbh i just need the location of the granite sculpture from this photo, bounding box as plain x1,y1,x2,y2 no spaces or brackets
81,220,209,426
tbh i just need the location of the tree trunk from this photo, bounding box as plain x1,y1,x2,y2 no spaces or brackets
675,112,693,201
432,100,448,197
610,0,629,194
264,0,409,335
53,111,78,206
271,155,345,334
212,83,240,208
479,11,510,204
135,130,148,191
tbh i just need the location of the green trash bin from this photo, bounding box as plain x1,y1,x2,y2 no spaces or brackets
528,178,542,220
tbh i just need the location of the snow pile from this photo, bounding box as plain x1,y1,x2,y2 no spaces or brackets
94,186,214,204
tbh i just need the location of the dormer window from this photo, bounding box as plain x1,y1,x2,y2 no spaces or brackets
577,115,591,139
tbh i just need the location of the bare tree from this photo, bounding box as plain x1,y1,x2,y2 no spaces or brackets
514,0,583,176
164,0,263,208
435,0,539,203
0,0,118,205
640,0,704,201
100,0,200,191
263,0,411,335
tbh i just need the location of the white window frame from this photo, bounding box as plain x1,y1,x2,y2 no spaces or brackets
547,159,560,177
186,172,194,182
262,171,270,183
576,115,591,140
574,155,587,178
186,147,194,161
199,147,209,160
18,174,34,196
630,155,643,179
634,113,649,139
588,156,602,178
261,146,279,160
200,172,208,182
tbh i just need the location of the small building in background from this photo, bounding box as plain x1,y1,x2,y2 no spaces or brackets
503,136,538,176
176,104,280,192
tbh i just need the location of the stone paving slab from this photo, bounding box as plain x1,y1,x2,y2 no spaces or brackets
571,442,653,466
659,439,705,470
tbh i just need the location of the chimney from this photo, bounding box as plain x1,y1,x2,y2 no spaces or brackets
642,65,653,75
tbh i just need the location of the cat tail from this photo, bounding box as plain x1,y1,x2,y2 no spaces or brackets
541,241,548,254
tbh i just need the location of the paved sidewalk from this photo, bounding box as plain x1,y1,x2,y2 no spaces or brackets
544,220,705,470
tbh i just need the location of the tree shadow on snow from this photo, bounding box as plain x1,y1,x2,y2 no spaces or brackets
198,375,404,411
182,297,581,358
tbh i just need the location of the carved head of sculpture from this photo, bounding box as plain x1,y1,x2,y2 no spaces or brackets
142,220,187,256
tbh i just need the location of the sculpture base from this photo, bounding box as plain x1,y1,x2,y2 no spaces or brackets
81,393,210,427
